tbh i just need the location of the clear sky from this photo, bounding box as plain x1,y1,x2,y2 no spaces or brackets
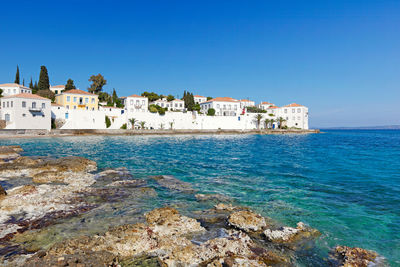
1,0,399,127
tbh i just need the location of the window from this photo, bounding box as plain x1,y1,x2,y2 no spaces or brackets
85,98,89,104
6,102,9,108
130,100,133,105
86,106,88,110
2,102,4,108
298,116,301,120
223,105,226,109
73,97,77,103
13,89,16,94
10,101,13,108
297,108,301,113
32,102,36,108
284,109,287,113
74,106,77,109
5,114,10,121
234,105,237,110
175,103,178,107
142,100,145,105
66,105,70,109
55,90,58,94
65,113,69,119
92,98,95,104
136,100,140,105
22,114,26,117
180,104,182,107
217,104,220,108
42,103,46,109
67,96,71,102
292,109,295,113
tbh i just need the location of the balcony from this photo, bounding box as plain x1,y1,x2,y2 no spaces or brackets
29,107,43,112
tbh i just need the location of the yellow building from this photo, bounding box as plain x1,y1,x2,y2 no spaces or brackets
55,89,99,110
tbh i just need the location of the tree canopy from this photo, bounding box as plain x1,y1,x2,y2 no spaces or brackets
37,89,55,102
38,66,50,91
29,78,33,89
88,74,107,94
183,91,195,111
65,79,76,91
167,94,175,101
141,91,160,102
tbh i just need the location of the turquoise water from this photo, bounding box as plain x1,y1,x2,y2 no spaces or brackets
1,130,399,265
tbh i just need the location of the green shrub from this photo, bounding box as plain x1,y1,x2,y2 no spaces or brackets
158,108,166,115
149,104,158,113
246,106,267,113
120,123,127,129
207,108,216,116
105,116,111,128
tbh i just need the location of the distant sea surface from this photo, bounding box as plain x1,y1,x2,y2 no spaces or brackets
1,130,399,265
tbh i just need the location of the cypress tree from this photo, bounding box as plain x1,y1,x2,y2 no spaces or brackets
33,81,38,94
14,65,20,84
29,78,33,89
112,88,118,103
38,66,50,91
23,79,25,86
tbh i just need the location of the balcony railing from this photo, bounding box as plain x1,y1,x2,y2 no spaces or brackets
29,107,42,112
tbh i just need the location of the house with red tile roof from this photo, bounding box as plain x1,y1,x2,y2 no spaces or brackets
200,97,241,116
0,83,32,96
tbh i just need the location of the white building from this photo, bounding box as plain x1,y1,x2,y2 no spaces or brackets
151,99,184,111
240,99,255,109
124,94,149,113
200,97,241,116
194,95,207,104
0,93,51,130
0,83,32,96
278,103,309,129
257,102,274,110
50,85,65,95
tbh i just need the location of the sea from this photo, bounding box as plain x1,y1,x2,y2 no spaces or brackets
1,129,399,266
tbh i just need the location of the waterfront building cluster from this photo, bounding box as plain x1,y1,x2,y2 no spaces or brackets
0,82,309,130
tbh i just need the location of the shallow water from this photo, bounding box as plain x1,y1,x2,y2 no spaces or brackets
1,130,399,265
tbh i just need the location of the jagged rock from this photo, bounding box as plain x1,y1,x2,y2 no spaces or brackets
330,246,383,267
264,222,320,249
207,256,266,267
151,175,196,193
0,146,22,161
0,184,6,197
95,167,133,182
228,210,267,232
0,156,97,182
214,203,248,212
106,179,146,188
195,193,232,202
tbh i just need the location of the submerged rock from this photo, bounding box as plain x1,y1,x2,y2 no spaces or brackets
106,179,146,188
330,246,384,267
195,193,232,202
228,210,267,232
151,175,196,193
95,167,133,182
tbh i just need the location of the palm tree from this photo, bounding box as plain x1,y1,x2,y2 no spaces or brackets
129,118,137,129
255,114,263,129
169,121,174,130
277,117,286,129
139,121,146,129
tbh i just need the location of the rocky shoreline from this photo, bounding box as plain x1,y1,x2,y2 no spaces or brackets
0,145,385,266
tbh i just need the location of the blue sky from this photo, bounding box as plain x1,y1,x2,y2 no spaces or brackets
1,0,399,127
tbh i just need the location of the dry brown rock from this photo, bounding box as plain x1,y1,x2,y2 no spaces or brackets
228,210,267,232
0,185,6,197
331,246,382,267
